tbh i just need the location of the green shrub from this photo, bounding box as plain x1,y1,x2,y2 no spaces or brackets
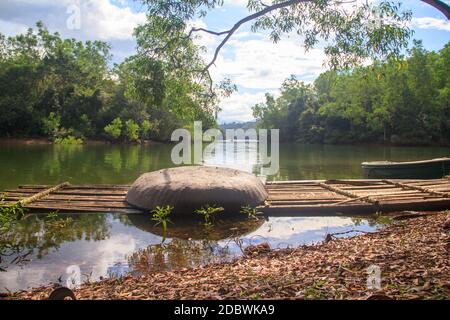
104,118,122,140
125,119,140,141
140,119,151,139
140,119,160,139
79,114,94,138
0,203,27,233
54,135,84,145
41,112,61,138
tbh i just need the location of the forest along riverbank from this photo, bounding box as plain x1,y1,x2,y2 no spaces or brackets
0,138,164,145
7,211,449,300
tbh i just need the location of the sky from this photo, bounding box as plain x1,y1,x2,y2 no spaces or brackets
0,0,449,123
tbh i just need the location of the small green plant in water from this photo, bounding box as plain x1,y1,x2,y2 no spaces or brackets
195,204,224,227
151,205,173,240
46,211,59,221
240,205,258,220
0,202,26,220
0,203,28,233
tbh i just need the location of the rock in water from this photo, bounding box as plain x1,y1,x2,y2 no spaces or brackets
126,166,268,215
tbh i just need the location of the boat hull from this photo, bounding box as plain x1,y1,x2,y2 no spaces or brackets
362,158,450,179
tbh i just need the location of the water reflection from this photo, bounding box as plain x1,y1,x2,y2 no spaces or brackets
128,214,265,241
0,212,384,292
128,238,233,275
0,214,109,271
1,142,448,190
1,142,445,292
203,141,263,177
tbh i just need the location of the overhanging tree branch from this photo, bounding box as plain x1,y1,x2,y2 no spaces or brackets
186,0,449,73
199,0,312,71
421,0,450,20
188,27,231,38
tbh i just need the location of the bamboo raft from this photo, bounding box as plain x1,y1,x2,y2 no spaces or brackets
1,178,449,215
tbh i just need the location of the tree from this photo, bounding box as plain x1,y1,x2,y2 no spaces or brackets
140,0,414,78
0,22,112,139
253,41,450,146
115,22,225,139
140,119,158,139
125,119,140,142
104,118,123,140
253,76,317,142
0,21,220,142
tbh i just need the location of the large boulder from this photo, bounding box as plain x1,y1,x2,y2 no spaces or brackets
126,166,268,215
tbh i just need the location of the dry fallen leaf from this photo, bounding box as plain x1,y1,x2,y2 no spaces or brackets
5,211,450,301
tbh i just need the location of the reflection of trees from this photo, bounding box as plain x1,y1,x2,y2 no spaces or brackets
351,215,393,228
269,144,450,181
126,214,266,275
1,143,448,190
0,214,110,271
0,144,175,190
128,214,265,241
127,215,265,275
128,238,232,274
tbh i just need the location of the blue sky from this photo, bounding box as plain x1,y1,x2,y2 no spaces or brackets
0,0,449,123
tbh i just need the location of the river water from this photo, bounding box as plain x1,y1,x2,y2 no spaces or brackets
0,142,448,292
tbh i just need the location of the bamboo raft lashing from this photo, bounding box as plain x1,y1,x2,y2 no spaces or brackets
0,178,449,215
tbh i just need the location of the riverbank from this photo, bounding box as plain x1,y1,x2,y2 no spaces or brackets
0,137,164,145
6,211,449,300
1,137,449,147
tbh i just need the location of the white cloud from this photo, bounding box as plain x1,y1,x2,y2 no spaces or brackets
226,0,249,7
81,0,146,40
247,217,359,241
0,0,146,41
211,37,326,90
0,0,145,62
218,91,270,123
203,27,327,122
0,19,28,36
10,0,70,6
412,17,450,31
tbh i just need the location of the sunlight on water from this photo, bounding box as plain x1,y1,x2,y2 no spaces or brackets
0,213,381,292
203,141,265,178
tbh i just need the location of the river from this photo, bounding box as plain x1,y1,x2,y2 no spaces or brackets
0,142,448,292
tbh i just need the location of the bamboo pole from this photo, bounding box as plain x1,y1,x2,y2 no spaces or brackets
318,182,379,205
382,180,449,198
331,195,371,206
18,182,70,206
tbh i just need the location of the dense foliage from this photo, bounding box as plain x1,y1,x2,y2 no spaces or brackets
0,22,218,142
0,0,446,146
253,41,450,146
